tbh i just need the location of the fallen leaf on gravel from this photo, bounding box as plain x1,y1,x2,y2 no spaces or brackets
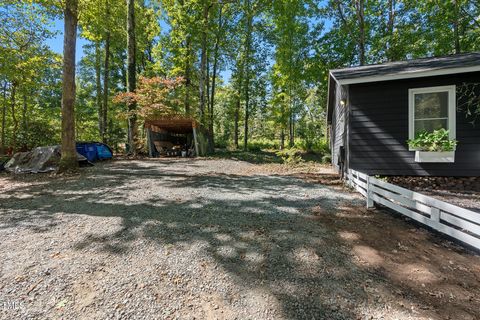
15,275,26,282
428,291,445,298
26,279,43,294
56,299,68,309
50,252,61,258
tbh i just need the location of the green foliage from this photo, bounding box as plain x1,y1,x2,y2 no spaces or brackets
294,138,330,155
4,0,480,160
313,139,330,156
457,82,480,125
247,138,279,151
276,148,304,165
321,154,331,164
407,129,457,152
0,2,61,153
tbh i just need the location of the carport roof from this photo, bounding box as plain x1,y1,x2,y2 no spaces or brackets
145,117,199,134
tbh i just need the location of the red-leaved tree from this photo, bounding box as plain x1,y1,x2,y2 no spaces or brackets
114,76,185,122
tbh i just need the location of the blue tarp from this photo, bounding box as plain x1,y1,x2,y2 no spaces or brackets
76,142,113,162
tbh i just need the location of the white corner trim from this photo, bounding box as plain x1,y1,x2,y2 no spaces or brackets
335,65,480,85
329,71,338,83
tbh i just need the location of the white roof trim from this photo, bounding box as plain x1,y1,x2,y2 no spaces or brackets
332,65,480,85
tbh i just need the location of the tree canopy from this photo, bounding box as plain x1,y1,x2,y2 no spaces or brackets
1,0,479,156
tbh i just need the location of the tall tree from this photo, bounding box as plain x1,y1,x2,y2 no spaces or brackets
94,41,103,137
127,0,137,154
102,0,111,143
59,0,79,172
207,2,228,151
0,80,6,154
271,0,313,147
243,0,253,150
198,1,212,124
159,0,200,115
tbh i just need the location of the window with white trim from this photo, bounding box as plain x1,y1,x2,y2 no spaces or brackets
408,85,456,141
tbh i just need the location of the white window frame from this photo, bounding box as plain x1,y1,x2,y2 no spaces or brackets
408,85,456,147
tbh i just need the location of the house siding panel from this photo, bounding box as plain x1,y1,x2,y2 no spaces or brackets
349,71,480,176
331,83,348,173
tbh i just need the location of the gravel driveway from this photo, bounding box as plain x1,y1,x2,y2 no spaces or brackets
0,159,479,320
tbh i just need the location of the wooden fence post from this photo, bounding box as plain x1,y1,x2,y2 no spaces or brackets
346,169,350,187
366,175,374,209
430,207,440,229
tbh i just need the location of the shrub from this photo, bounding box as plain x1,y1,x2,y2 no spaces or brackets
311,139,330,155
276,148,304,165
248,138,279,151
321,154,331,164
214,138,229,149
294,139,308,151
296,138,328,151
407,129,457,152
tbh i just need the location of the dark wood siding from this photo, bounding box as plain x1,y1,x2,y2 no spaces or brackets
331,83,348,173
349,71,480,176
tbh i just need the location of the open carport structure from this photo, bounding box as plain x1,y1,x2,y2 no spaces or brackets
145,117,209,157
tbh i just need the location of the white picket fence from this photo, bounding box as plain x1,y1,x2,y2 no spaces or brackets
347,169,480,250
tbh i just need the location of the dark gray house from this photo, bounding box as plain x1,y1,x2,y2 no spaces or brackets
327,53,480,177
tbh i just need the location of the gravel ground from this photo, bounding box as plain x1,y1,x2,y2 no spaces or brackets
0,159,479,320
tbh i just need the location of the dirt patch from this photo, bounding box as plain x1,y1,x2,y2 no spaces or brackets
314,201,480,320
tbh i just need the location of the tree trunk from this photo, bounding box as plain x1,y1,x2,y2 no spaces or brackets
206,54,211,117
205,55,214,153
95,41,103,138
199,3,211,124
355,0,366,65
22,91,28,149
244,91,249,150
127,0,137,154
234,99,239,149
59,0,79,172
10,83,17,152
280,128,285,150
0,81,6,154
243,0,252,151
208,6,222,153
184,35,191,115
386,0,395,61
234,60,244,150
453,0,461,54
234,65,243,150
102,30,110,143
289,106,294,148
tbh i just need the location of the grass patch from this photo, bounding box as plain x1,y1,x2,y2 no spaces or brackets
211,149,284,164
211,148,326,165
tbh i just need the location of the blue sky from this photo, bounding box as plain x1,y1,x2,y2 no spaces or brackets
46,19,88,63
45,17,236,80
46,10,332,79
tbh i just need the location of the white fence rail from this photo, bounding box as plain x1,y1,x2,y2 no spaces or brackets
347,169,480,250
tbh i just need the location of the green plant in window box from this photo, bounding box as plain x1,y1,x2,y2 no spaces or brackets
407,128,457,152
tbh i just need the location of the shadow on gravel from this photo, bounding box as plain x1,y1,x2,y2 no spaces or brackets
1,160,479,319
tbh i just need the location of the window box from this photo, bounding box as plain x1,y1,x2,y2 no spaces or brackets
415,151,455,163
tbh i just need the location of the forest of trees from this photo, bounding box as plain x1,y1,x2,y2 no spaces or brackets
1,0,480,169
